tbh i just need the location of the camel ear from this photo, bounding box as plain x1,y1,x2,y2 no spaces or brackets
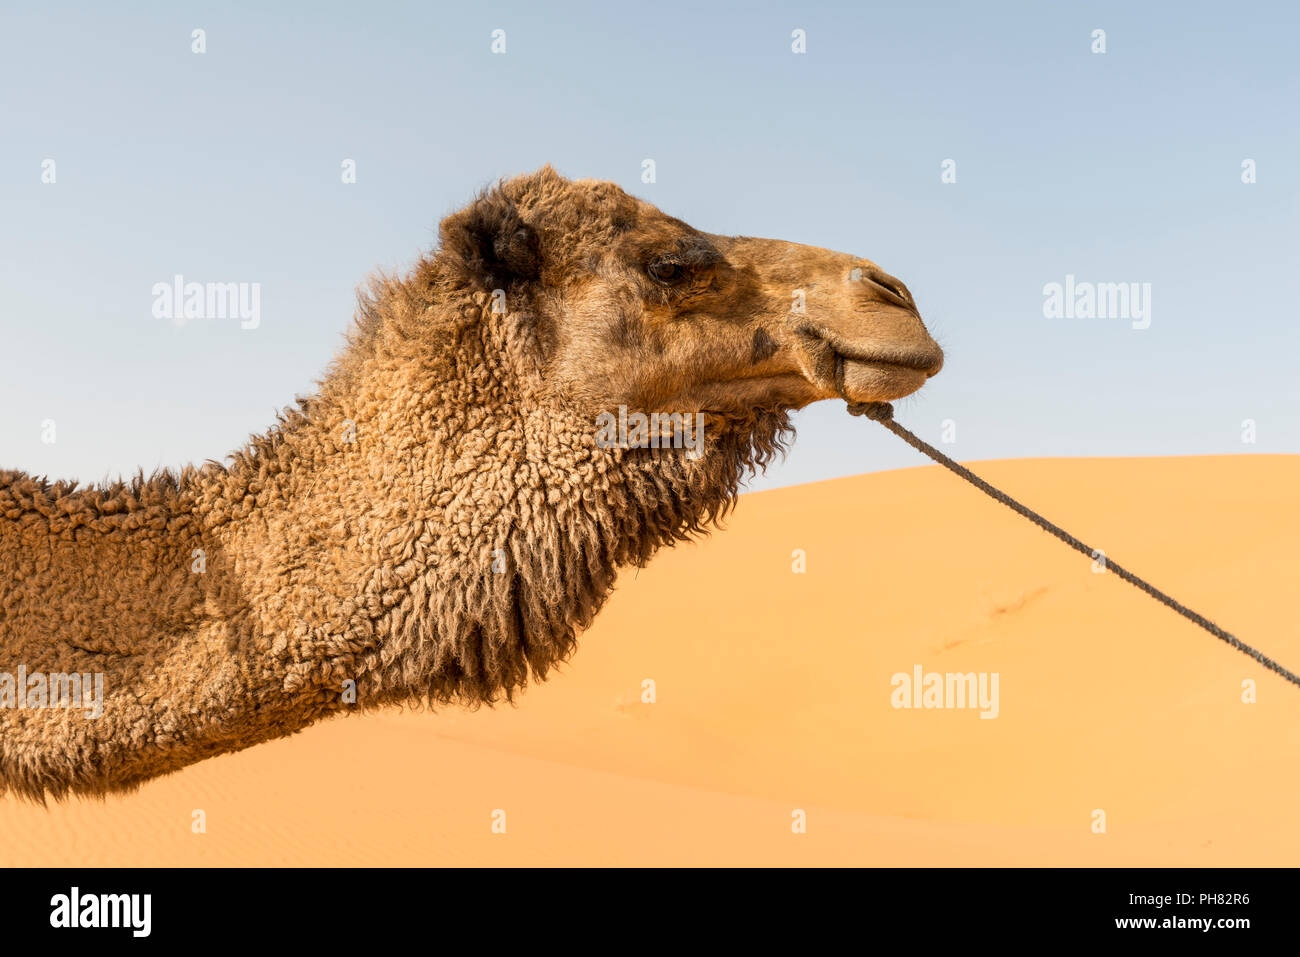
439,186,542,291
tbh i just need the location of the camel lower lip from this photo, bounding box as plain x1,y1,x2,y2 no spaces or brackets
836,356,929,402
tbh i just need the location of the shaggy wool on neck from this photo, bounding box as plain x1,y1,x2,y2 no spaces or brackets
242,265,796,707
0,259,790,800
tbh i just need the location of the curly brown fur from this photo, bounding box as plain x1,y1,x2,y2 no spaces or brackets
0,166,941,799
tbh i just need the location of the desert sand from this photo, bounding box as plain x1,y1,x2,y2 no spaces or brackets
2,453,1297,866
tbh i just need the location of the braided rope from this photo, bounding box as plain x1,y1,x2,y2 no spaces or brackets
848,400,1300,688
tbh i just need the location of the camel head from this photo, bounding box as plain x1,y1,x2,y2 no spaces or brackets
436,166,943,426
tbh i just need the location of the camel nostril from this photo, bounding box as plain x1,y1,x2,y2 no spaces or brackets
875,277,914,307
855,266,915,309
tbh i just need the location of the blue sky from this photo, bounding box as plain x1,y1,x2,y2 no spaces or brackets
2,0,1297,491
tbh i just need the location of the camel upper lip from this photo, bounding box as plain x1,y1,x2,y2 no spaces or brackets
833,347,943,377
837,351,941,374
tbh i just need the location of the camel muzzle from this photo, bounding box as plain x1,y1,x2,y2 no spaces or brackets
795,321,943,404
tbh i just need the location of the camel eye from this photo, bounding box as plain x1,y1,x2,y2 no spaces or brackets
647,261,687,286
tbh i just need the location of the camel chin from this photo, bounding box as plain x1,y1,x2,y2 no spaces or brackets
838,358,931,403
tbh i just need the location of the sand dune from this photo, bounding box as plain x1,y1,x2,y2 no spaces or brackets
2,454,1297,866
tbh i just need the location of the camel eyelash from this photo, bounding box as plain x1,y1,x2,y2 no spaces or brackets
646,260,691,286
645,247,721,295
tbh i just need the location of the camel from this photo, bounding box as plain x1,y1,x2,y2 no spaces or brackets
0,166,943,799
